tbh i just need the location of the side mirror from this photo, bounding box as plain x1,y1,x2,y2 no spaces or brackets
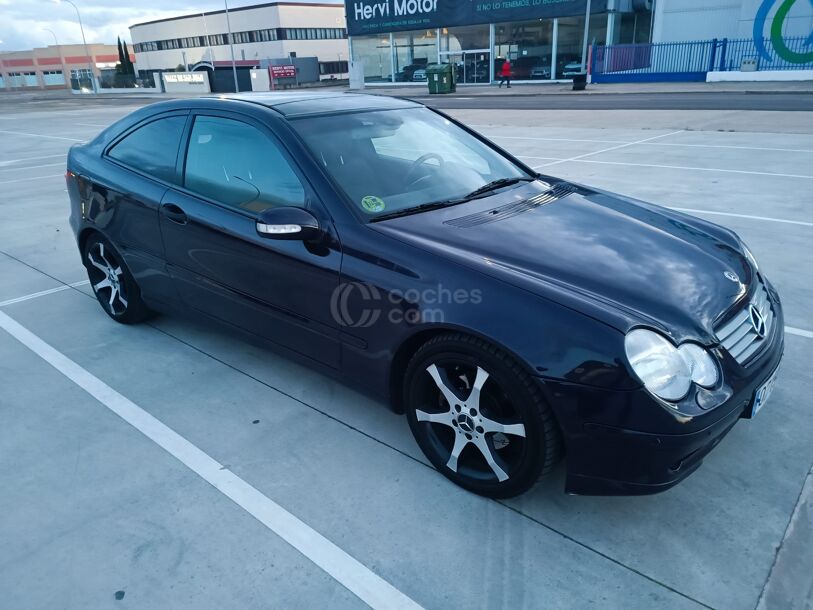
256,207,322,241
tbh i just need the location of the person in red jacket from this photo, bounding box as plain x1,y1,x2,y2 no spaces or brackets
498,59,511,88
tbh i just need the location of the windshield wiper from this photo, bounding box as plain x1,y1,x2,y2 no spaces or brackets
370,177,534,222
370,198,467,222
463,177,534,199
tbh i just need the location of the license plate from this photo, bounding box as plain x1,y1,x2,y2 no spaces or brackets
752,368,779,417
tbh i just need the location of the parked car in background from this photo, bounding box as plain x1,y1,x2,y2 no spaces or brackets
562,60,584,77
412,68,427,82
530,65,551,79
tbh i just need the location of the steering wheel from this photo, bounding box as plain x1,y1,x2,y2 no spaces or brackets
405,153,445,186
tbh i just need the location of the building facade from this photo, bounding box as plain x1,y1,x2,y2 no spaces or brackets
130,1,349,87
347,0,654,84
0,44,130,91
346,0,811,83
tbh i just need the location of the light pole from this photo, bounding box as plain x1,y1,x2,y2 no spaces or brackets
224,0,239,92
41,28,66,89
55,0,97,93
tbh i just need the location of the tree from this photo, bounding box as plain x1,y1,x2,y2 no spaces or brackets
122,41,135,75
116,36,125,75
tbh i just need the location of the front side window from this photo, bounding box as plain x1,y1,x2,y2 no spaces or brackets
183,115,305,213
108,115,186,183
292,108,530,218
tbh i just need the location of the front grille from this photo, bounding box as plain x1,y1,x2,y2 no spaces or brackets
715,279,774,366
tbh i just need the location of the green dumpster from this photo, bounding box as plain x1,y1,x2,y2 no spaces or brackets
426,63,456,94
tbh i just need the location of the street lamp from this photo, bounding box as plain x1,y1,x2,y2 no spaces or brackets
54,0,97,93
223,0,239,92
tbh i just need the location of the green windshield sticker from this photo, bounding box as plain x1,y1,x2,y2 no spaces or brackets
361,195,385,213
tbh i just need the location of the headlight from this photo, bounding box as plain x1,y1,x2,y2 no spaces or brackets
741,242,759,272
625,329,719,402
677,343,719,388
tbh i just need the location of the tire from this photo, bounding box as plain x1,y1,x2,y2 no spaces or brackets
404,333,561,498
83,234,151,324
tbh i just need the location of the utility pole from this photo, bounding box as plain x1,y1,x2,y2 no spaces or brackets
224,0,239,92
580,0,592,72
58,0,97,93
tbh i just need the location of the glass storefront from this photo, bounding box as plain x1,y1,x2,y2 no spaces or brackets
439,25,491,83
494,19,554,81
351,34,393,83
350,10,645,84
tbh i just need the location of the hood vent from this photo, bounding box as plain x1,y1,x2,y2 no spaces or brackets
445,182,576,228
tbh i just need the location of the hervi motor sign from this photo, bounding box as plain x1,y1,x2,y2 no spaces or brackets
346,0,598,35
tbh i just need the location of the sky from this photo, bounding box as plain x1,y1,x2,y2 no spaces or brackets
0,0,342,52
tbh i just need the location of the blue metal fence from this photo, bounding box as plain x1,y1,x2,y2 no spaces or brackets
590,36,813,83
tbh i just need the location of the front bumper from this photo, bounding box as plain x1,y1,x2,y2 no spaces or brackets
542,298,785,496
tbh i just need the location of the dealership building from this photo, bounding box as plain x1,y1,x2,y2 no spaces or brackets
130,1,349,91
345,0,813,84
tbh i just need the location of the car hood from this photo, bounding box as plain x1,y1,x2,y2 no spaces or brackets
371,180,752,342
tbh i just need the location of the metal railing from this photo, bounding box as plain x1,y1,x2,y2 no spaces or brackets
590,36,813,82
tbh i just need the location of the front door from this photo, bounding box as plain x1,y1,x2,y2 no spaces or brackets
158,111,342,368
441,50,491,84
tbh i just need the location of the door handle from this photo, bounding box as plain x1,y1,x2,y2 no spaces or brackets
161,203,188,225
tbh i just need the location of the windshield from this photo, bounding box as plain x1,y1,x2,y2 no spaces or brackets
290,108,532,218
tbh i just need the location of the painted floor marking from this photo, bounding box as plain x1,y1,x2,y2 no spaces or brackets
0,154,66,167
0,129,84,142
534,158,813,180
0,281,90,308
532,130,685,168
0,173,64,185
669,207,813,228
0,311,424,610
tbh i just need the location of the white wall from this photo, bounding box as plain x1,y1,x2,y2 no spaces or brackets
654,0,813,42
131,4,347,72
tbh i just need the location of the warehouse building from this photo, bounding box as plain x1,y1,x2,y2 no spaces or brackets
130,1,349,91
0,43,131,91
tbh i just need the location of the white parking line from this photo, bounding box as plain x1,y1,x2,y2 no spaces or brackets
0,281,89,308
0,174,64,185
669,207,813,228
480,132,813,154
0,311,424,610
786,327,813,339
0,162,65,173
0,129,85,142
537,158,813,180
533,130,685,168
0,154,66,167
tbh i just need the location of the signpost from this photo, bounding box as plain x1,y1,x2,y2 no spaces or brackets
268,64,297,90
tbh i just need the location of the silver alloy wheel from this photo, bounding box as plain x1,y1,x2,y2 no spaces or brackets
87,242,128,314
416,363,526,482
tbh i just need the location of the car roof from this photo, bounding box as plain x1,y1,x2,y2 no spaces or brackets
207,92,421,118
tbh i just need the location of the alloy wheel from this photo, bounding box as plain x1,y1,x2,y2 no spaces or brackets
87,242,129,316
415,362,527,483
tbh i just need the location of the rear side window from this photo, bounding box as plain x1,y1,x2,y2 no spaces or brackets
108,115,186,183
183,115,305,213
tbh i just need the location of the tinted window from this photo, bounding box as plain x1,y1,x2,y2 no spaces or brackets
184,116,305,213
108,115,186,183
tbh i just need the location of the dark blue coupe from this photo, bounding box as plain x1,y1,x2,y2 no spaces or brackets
67,93,783,497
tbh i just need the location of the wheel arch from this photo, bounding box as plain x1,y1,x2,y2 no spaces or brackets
388,323,554,417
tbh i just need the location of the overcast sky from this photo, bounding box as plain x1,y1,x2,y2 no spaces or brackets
0,0,342,52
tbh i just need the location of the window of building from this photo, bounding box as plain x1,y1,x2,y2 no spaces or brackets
184,116,305,213
393,29,437,82
319,60,348,75
351,34,393,83
108,115,187,183
42,70,65,86
494,20,554,81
